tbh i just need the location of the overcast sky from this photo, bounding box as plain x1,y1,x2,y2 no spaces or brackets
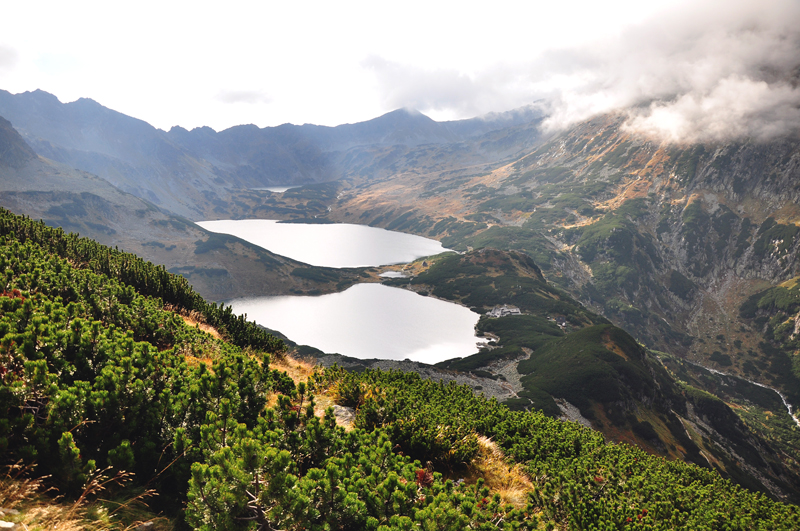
1,0,799,142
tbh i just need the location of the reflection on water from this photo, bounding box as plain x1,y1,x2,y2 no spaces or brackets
196,219,450,268
230,283,482,364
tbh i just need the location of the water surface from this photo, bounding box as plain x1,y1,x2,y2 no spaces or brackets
252,185,302,193
379,271,408,278
231,283,482,364
197,219,450,268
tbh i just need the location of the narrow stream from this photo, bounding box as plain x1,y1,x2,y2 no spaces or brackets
692,362,800,428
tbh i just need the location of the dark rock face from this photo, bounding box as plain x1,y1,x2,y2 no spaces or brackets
0,116,36,168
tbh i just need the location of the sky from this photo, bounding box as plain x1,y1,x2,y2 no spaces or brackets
1,0,799,143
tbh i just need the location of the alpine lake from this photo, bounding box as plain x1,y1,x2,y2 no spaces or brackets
196,219,484,364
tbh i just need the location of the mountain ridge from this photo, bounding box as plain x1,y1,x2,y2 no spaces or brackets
0,89,545,217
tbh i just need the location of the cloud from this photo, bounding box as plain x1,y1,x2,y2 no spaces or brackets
541,0,800,142
623,77,800,143
0,45,18,71
215,90,272,105
362,55,534,119
363,56,482,116
366,0,800,143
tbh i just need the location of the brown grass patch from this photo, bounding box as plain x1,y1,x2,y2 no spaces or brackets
462,436,534,509
602,339,630,361
589,404,639,447
594,175,655,213
0,463,170,530
163,304,222,339
771,202,800,226
272,353,317,384
264,354,354,430
178,315,221,339
183,355,213,369
634,146,673,178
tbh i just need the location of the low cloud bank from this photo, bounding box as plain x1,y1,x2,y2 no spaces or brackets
216,90,272,105
0,45,18,72
369,0,800,143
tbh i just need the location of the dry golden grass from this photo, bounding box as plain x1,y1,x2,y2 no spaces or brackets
463,436,535,509
177,315,221,339
10,504,171,531
0,462,44,515
267,353,355,430
602,339,630,362
771,201,800,226
0,463,171,531
271,353,317,383
163,304,222,340
779,276,800,290
183,355,214,369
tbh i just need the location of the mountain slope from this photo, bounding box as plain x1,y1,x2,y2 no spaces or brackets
0,116,364,301
270,113,800,498
382,248,800,500
2,209,799,529
323,113,800,378
0,89,236,218
4,90,800,507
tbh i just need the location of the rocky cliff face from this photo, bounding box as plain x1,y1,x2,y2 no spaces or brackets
536,121,800,367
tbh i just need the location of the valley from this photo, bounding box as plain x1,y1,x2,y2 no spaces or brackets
1,89,800,522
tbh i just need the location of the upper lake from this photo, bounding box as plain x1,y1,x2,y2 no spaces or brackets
196,219,450,268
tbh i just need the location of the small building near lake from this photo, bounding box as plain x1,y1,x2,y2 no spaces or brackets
488,304,522,318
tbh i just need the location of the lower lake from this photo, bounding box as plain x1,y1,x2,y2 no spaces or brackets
196,219,450,268
230,283,483,364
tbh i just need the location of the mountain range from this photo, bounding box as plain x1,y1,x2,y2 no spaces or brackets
1,88,799,503
0,89,544,218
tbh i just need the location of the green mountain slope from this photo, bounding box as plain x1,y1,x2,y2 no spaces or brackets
1,208,799,529
384,248,800,500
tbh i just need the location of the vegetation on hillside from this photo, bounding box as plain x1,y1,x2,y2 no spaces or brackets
384,248,800,500
1,208,799,530
315,368,800,530
738,278,800,405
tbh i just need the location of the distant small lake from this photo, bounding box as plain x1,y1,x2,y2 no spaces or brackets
196,219,450,268
252,185,302,193
379,271,408,278
230,283,482,363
